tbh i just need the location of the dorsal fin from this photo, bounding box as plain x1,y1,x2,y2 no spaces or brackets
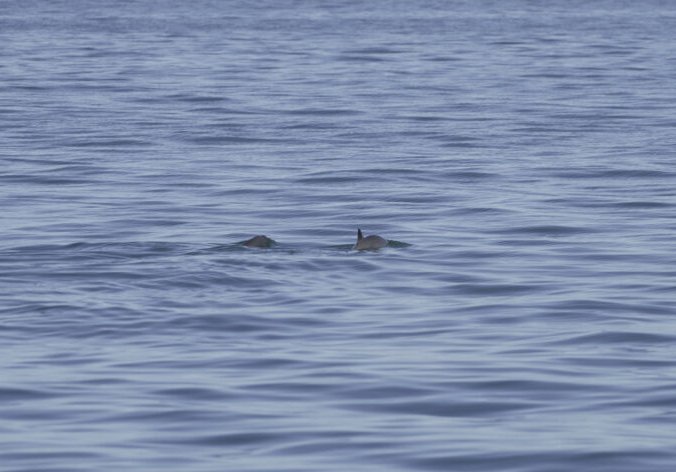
357,228,363,241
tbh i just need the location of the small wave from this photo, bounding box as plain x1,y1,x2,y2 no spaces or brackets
344,399,531,418
0,387,59,402
283,108,360,116
184,135,297,145
551,169,675,180
553,330,676,346
494,225,593,236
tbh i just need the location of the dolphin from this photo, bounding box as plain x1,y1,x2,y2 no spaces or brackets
354,228,388,250
242,235,275,248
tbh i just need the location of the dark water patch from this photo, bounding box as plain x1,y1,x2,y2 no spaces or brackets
141,271,274,291
324,243,356,251
3,84,52,92
1,451,104,468
562,356,676,370
2,174,92,185
546,111,645,121
0,303,84,317
3,241,197,262
489,40,528,47
186,243,252,255
281,122,343,130
440,170,498,181
336,384,437,400
458,379,591,394
386,240,411,248
437,137,485,148
283,108,361,116
78,377,130,386
451,283,539,296
178,432,282,447
345,399,532,418
425,55,464,62
244,381,337,398
295,174,361,185
170,313,299,334
616,392,676,409
496,238,562,247
0,387,59,402
335,54,387,62
551,168,675,180
609,200,673,209
561,251,662,264
510,125,579,134
361,167,429,176
223,357,322,372
62,320,169,340
400,114,453,122
109,358,230,372
552,330,676,348
166,93,231,104
183,135,298,145
544,298,670,317
359,326,457,340
41,164,118,176
494,225,594,236
344,47,406,55
64,138,154,148
153,387,235,401
178,106,261,115
407,450,671,472
606,169,676,179
101,408,223,426
188,106,252,115
438,249,507,261
518,72,574,80
267,432,383,456
455,206,518,216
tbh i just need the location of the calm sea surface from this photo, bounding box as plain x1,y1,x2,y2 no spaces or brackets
3,1,676,471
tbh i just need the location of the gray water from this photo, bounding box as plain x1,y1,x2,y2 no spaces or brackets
3,1,676,471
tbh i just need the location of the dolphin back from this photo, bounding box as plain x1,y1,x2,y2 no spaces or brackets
354,229,388,250
243,235,275,248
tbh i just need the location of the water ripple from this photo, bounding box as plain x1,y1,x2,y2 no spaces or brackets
3,1,676,471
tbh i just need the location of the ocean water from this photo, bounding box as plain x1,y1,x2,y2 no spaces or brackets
3,1,676,470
